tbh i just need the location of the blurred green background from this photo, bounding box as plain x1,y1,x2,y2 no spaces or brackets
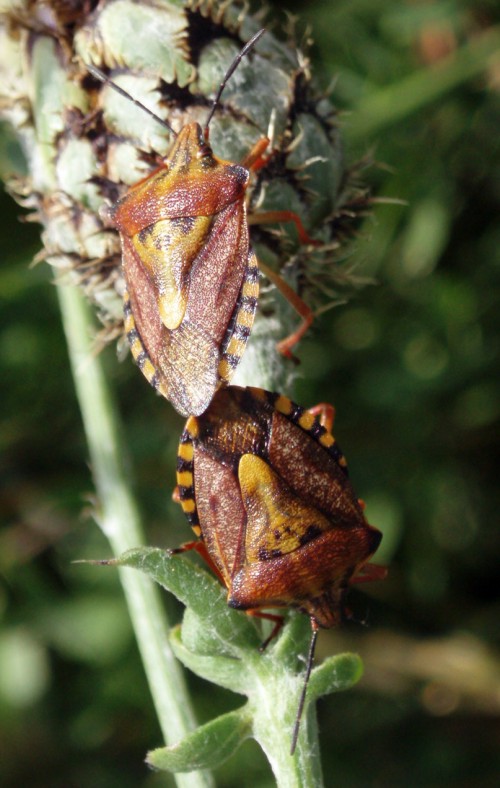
1,1,499,785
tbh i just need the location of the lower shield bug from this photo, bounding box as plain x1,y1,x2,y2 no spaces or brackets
88,30,317,417
174,385,385,752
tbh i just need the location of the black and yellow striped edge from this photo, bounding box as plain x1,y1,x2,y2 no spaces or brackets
176,386,348,538
125,254,258,396
123,289,161,392
218,253,259,384
176,416,202,537
248,387,349,474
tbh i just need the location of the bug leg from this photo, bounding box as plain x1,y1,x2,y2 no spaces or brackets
246,609,284,651
350,563,388,584
307,402,336,433
170,539,197,555
241,136,271,171
170,539,226,585
249,204,322,356
258,260,314,359
248,209,321,247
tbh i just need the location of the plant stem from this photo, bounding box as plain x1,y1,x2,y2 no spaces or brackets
57,278,214,788
248,651,323,787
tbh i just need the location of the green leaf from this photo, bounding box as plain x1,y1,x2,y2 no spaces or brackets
114,547,259,650
147,707,252,772
307,652,364,701
170,627,251,695
271,613,311,669
115,546,223,608
181,607,257,658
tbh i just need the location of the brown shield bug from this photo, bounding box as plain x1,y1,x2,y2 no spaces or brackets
174,385,385,752
87,30,317,416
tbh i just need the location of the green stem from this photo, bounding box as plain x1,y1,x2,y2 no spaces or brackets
350,25,500,141
248,652,323,788
56,279,214,788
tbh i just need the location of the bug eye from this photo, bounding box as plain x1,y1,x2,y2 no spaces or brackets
198,148,216,169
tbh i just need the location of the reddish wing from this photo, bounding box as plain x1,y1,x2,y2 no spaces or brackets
110,124,257,416
179,386,382,627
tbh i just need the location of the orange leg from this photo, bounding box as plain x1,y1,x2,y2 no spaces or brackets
258,260,314,360
248,209,320,247
350,563,388,585
241,136,271,170
244,142,320,245
307,402,335,433
246,609,284,651
243,137,320,246
170,539,226,586
244,140,321,357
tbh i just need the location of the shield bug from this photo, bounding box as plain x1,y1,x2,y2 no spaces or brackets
87,30,317,417
175,385,385,753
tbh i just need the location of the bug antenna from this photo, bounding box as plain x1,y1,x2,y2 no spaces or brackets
86,63,177,137
204,28,266,132
290,621,319,756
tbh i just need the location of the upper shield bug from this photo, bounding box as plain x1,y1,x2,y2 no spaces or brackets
87,30,317,417
174,385,385,753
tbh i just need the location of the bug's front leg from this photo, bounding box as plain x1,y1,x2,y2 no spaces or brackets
248,209,321,247
245,609,284,651
241,136,271,171
169,532,226,586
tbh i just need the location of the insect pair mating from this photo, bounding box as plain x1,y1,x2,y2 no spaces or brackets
88,29,384,757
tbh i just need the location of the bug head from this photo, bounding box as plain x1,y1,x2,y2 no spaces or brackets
203,28,266,138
